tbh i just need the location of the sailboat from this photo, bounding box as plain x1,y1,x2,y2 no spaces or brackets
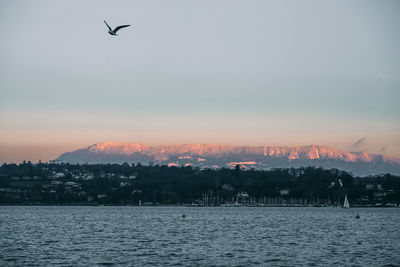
342,194,350,208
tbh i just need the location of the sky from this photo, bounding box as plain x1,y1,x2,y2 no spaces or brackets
0,0,399,163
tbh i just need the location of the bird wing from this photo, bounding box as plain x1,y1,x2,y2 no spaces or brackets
113,25,131,33
104,20,112,31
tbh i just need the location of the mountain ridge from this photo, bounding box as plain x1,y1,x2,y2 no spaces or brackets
55,142,400,176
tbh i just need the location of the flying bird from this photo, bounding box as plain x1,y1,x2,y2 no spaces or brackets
104,20,131,36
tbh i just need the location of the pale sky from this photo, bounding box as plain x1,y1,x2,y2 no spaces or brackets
1,0,399,163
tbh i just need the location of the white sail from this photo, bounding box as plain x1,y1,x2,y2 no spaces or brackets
343,194,350,208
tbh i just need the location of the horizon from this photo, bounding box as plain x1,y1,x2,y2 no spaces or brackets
1,0,399,163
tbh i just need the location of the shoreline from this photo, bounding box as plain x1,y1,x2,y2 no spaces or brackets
1,204,398,208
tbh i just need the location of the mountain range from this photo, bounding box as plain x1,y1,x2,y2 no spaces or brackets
54,142,400,176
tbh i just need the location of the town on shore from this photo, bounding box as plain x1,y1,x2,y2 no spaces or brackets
1,162,399,207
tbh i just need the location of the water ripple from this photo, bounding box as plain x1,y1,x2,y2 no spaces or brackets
0,206,400,266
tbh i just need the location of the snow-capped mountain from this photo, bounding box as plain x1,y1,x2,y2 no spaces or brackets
54,142,400,176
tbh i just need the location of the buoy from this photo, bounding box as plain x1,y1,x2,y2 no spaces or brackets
182,214,186,218
356,213,360,219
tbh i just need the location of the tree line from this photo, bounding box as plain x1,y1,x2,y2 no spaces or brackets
0,162,399,205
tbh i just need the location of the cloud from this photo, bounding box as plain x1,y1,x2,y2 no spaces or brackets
351,137,366,150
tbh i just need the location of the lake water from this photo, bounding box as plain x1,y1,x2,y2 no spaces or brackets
1,206,399,266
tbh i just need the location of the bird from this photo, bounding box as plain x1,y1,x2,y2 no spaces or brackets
104,20,131,36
